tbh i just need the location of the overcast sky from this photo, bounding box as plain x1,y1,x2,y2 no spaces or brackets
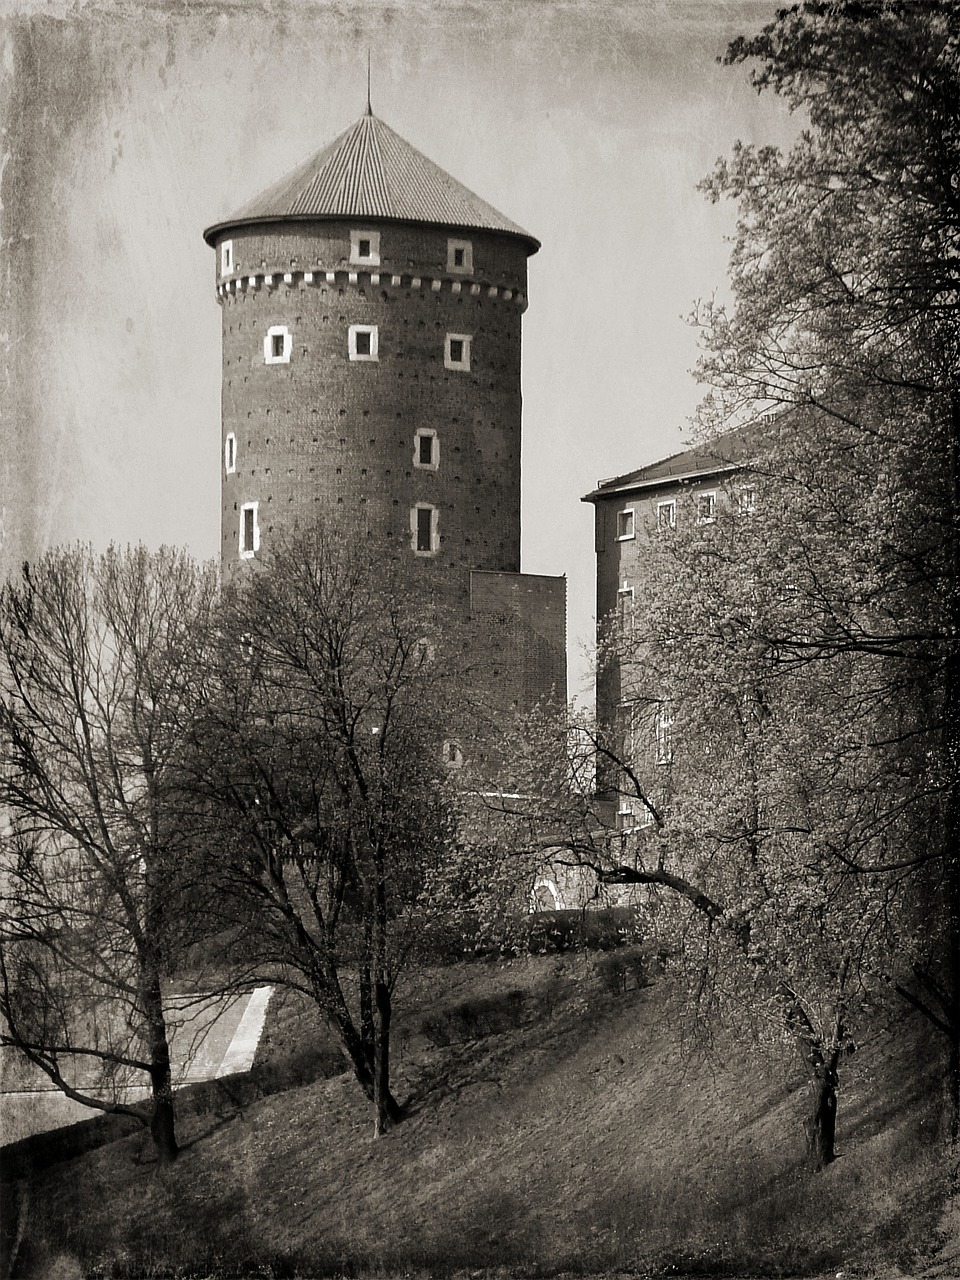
4,0,798,704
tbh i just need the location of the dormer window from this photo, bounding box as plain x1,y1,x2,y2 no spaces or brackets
447,239,473,273
414,429,439,471
444,334,471,371
350,230,381,266
349,325,379,362
221,240,234,275
264,326,291,365
224,433,237,475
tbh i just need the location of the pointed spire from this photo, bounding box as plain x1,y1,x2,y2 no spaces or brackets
366,50,372,116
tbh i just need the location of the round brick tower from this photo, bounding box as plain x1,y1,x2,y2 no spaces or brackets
203,108,539,594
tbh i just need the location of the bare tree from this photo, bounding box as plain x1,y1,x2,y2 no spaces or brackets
186,526,462,1136
0,545,218,1162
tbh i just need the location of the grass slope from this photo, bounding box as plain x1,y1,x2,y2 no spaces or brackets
4,953,951,1279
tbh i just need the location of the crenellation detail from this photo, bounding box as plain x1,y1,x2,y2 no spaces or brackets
214,269,527,309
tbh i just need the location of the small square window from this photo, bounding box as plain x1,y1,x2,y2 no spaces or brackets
697,492,717,524
657,500,677,531
221,240,234,275
447,239,473,273
616,509,635,541
349,325,379,361
239,502,260,559
264,326,291,365
414,429,439,470
442,739,464,769
445,334,471,371
224,433,237,475
350,230,381,265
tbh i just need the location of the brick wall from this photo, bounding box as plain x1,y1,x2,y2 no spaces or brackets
216,221,528,586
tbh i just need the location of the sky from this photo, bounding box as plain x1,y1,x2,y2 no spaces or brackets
3,0,799,705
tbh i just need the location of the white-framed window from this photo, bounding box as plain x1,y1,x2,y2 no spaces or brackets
239,502,260,559
224,433,237,475
442,739,464,769
697,491,717,524
221,240,234,275
617,582,634,628
349,324,379,362
737,487,757,515
657,499,677,532
616,508,636,541
264,325,292,365
444,333,471,371
447,238,473,273
411,503,439,555
655,704,674,767
350,230,381,266
414,428,439,470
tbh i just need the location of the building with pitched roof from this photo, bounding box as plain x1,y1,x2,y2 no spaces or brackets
582,424,764,827
203,106,566,743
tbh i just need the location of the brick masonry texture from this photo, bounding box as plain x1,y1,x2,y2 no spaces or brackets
212,214,566,734
218,222,526,587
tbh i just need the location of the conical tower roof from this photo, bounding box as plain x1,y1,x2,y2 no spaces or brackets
203,110,539,254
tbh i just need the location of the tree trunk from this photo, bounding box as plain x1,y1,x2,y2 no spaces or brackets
373,978,394,1137
142,976,179,1164
320,979,402,1125
805,1060,839,1169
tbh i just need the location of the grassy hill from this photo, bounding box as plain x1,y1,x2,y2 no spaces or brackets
2,950,951,1279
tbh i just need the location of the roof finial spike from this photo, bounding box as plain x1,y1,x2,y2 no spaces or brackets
366,49,372,116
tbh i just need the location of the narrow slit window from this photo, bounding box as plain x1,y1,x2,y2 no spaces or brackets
412,503,438,554
224,433,237,475
221,240,234,275
239,502,260,559
617,582,634,627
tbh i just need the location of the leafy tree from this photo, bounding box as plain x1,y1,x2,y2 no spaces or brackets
0,545,219,1162
185,526,463,1136
693,0,960,1121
